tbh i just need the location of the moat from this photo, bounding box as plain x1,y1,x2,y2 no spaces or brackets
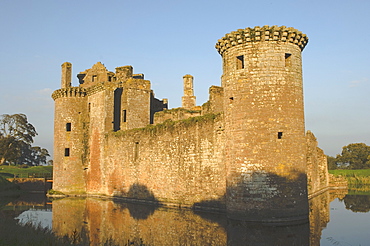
2,188,370,245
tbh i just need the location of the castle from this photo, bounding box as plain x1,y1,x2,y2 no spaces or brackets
52,26,330,222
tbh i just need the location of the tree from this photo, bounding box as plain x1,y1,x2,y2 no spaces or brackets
0,113,49,166
343,195,370,213
327,155,337,170
30,146,50,166
17,145,50,166
335,143,370,170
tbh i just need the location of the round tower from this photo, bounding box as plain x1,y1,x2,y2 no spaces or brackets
216,26,309,222
52,62,88,193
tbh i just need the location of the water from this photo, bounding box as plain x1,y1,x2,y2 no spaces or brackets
320,194,370,246
2,189,370,245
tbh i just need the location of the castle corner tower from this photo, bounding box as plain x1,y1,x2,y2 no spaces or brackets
216,26,309,222
52,62,88,193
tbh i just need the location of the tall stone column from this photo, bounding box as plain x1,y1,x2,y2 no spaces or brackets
61,62,72,88
181,74,196,109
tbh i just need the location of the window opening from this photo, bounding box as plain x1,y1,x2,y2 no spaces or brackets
285,53,291,67
123,110,127,122
134,142,139,161
113,88,122,131
278,132,283,139
92,75,97,82
236,55,244,69
64,148,70,157
66,123,71,132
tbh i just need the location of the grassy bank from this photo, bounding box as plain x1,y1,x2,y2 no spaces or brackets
0,165,52,178
329,169,370,191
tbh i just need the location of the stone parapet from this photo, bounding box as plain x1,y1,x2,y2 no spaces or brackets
215,25,308,55
52,87,87,100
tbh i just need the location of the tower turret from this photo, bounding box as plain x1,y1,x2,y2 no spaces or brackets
216,26,309,222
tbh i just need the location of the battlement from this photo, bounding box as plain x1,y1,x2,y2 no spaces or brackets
52,87,87,100
215,25,308,55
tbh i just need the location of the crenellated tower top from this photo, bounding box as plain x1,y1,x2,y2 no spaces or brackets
215,25,308,55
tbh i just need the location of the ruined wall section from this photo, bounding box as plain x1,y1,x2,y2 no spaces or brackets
78,62,115,88
150,93,168,124
90,114,226,209
306,131,329,197
153,108,202,124
52,87,88,193
202,86,224,115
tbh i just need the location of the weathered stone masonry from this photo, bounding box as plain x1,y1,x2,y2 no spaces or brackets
52,26,330,222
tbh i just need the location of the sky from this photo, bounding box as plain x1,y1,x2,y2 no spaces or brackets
0,0,369,157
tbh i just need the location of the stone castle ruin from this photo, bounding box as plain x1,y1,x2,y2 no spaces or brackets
52,26,330,222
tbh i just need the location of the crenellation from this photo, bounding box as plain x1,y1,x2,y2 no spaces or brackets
51,26,333,223
52,87,87,100
216,26,308,56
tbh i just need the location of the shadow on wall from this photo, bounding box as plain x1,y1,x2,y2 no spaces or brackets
113,182,160,220
194,169,308,223
112,171,308,223
193,169,310,245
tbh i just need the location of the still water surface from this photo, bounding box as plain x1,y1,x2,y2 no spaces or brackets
2,189,370,245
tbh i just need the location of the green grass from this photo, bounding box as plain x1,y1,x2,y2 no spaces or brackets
329,169,370,177
329,169,370,190
347,189,370,195
0,165,52,178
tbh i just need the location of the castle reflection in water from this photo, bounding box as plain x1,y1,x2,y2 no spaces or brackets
48,189,346,246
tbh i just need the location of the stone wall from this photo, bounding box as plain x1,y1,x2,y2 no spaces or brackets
86,114,226,210
201,86,224,115
306,131,330,197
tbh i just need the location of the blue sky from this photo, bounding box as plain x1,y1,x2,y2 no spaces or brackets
0,0,369,157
